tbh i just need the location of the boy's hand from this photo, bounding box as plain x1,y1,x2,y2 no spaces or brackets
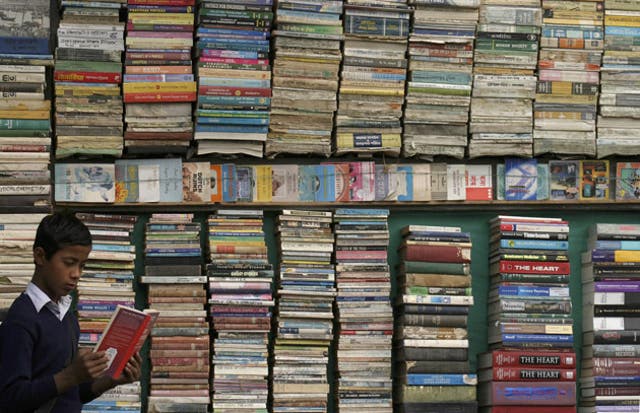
71,349,109,382
113,353,142,385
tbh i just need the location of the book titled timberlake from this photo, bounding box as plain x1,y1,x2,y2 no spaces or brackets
94,305,159,379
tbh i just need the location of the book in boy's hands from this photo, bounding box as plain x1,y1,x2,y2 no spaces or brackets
94,305,159,379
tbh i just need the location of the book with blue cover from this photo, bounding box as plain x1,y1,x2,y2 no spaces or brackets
505,158,538,201
298,165,335,202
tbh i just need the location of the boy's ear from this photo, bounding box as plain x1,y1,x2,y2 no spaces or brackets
33,247,47,265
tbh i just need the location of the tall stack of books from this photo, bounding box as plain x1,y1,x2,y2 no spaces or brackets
194,1,273,158
402,0,479,159
468,0,541,158
54,1,125,159
76,212,141,413
533,0,603,157
206,210,273,413
580,223,640,413
0,0,52,210
266,0,343,157
334,209,392,413
0,214,44,323
336,1,410,156
480,215,577,411
597,0,640,157
395,224,476,413
141,213,209,413
273,210,336,413
123,0,196,156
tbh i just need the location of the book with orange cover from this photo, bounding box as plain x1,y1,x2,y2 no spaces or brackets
94,305,159,379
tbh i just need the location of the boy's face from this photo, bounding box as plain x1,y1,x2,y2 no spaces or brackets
33,244,91,302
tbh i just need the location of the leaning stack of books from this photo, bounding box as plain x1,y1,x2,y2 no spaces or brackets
0,214,45,323
123,0,196,156
76,212,141,413
334,208,392,413
206,209,273,413
402,0,478,160
194,0,273,158
580,223,640,413
395,224,476,413
480,215,577,412
54,0,125,159
533,0,603,157
266,0,343,157
336,1,410,156
141,213,210,413
468,0,541,158
273,210,336,413
596,0,640,158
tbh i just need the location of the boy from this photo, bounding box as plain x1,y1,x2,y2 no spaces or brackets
0,212,141,413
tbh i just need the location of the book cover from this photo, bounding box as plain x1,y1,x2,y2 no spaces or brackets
252,165,272,203
115,158,182,203
349,161,375,202
447,164,465,201
579,160,609,200
54,163,115,203
497,164,548,201
298,165,335,202
236,165,253,202
271,164,299,203
615,162,640,200
465,164,492,201
94,305,159,379
221,163,237,203
431,163,447,201
505,158,537,201
182,161,211,203
210,164,222,203
412,164,432,202
549,160,579,201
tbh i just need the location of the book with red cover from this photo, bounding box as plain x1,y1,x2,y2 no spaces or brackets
402,244,471,263
478,350,576,369
94,305,159,379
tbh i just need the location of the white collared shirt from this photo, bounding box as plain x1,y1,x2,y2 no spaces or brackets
25,282,72,321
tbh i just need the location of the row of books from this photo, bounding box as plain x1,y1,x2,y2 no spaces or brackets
52,158,640,204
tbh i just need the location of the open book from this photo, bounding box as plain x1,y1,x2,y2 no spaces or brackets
94,305,159,379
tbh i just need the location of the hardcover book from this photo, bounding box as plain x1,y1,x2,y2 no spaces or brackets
94,305,159,379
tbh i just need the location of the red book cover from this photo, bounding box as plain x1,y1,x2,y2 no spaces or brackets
483,366,577,381
197,86,271,97
498,260,571,275
403,244,471,263
94,305,159,379
55,71,121,83
123,91,196,103
480,350,576,368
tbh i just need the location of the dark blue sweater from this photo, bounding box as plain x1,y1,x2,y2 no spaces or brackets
0,293,95,413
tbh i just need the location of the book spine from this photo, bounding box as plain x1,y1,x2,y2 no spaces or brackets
488,350,576,367
487,381,576,405
489,366,577,381
498,260,571,274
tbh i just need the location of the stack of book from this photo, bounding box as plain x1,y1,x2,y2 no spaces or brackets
468,0,541,158
580,223,640,413
266,0,343,157
194,1,273,158
54,1,125,159
0,214,44,323
533,1,603,157
336,1,410,156
0,1,52,210
334,208,392,413
206,209,273,413
273,210,336,413
402,0,478,159
75,212,141,413
597,0,640,157
123,0,196,156
75,213,138,347
142,213,209,413
0,63,52,209
480,215,576,411
395,224,476,413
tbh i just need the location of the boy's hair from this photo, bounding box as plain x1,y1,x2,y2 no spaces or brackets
33,213,92,259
